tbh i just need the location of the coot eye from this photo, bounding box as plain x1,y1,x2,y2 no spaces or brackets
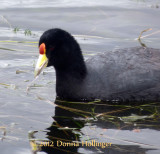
49,46,54,51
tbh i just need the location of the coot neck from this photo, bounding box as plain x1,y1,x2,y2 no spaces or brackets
55,58,87,82
55,58,87,97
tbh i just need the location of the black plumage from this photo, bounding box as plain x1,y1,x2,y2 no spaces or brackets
38,28,160,102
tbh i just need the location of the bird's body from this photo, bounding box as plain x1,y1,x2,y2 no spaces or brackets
35,28,160,102
56,47,160,101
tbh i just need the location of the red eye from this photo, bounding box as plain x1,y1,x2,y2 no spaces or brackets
50,47,54,51
39,43,46,54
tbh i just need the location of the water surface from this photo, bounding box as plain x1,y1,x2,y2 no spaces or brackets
0,0,160,154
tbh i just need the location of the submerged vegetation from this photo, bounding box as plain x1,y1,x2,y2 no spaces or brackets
0,15,35,37
28,99,160,153
13,27,36,36
0,1,160,153
13,27,33,36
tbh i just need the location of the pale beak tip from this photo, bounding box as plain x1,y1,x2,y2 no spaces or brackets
34,67,41,78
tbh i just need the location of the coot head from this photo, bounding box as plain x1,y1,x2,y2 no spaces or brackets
35,28,87,78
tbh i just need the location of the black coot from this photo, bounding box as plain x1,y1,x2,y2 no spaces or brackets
35,28,160,102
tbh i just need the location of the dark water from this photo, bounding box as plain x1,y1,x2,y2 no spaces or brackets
0,0,160,154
